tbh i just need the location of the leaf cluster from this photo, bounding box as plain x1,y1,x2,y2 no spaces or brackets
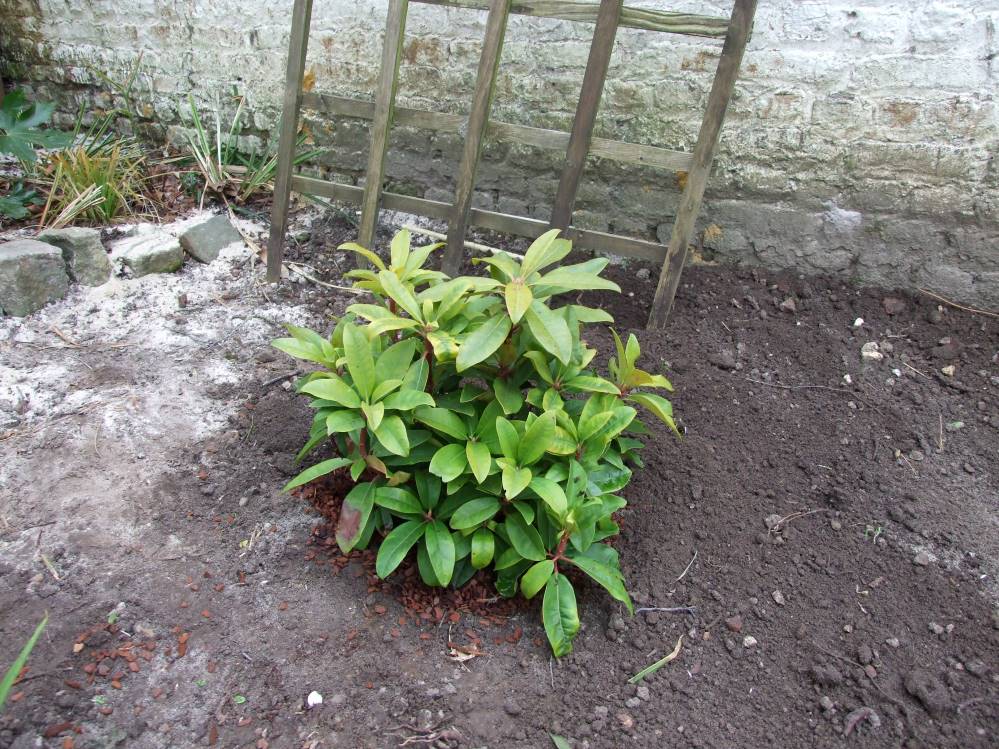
273,229,679,655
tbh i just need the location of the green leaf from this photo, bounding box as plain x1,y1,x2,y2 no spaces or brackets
338,241,386,270
465,440,492,484
0,613,47,710
501,463,532,499
565,375,620,395
505,280,533,324
375,520,425,578
424,520,456,586
520,560,554,599
373,414,409,456
519,412,556,466
449,497,501,530
524,301,572,364
550,734,572,749
375,487,423,515
542,575,580,657
627,392,681,437
382,389,435,411
389,228,411,268
376,338,418,379
299,375,361,408
271,337,328,365
493,377,524,415
505,514,546,561
360,401,385,431
414,407,468,440
470,528,495,569
326,410,365,434
529,475,567,517
495,417,520,462
429,443,467,482
456,315,512,372
335,481,378,553
564,554,633,613
342,323,376,400
378,270,422,321
282,457,353,492
520,229,571,277
538,259,620,292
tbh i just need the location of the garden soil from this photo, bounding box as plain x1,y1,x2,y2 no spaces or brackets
1,213,997,749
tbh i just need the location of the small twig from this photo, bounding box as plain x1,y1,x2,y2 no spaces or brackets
284,262,368,294
674,549,698,582
901,361,930,379
768,508,832,534
264,371,300,387
743,378,884,415
49,325,84,347
917,288,999,319
402,224,524,259
628,635,684,683
635,606,697,615
937,412,944,452
39,554,61,581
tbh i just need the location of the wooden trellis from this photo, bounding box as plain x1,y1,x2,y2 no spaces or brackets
266,0,757,327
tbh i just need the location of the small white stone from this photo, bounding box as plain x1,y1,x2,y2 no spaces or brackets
941,365,956,376
743,635,758,648
853,317,864,328
307,691,323,707
843,373,852,384
861,342,883,361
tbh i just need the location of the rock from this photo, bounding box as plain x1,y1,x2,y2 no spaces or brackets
635,685,650,701
844,707,881,735
708,349,737,371
882,296,906,315
771,590,786,606
903,669,950,717
625,697,641,709
779,297,797,313
609,613,626,632
0,239,70,316
941,364,956,377
830,519,842,531
913,551,932,567
113,232,184,276
861,341,884,361
764,514,783,531
743,636,758,648
503,700,522,716
928,622,945,636
635,267,651,280
810,664,843,687
965,658,987,678
725,615,743,633
37,227,110,286
593,705,609,720
885,636,900,648
818,695,834,712
615,711,634,730
857,644,874,665
179,214,244,263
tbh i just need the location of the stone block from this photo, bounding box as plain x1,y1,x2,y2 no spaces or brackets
0,239,70,317
37,227,111,286
112,231,184,276
178,214,243,263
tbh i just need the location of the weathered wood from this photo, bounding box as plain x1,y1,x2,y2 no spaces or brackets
550,0,621,230
291,174,667,262
358,0,410,250
648,0,757,329
442,0,511,275
302,92,693,172
265,0,314,283
413,0,729,38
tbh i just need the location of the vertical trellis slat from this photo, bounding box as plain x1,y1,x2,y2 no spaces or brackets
647,0,757,328
265,0,314,283
442,0,512,275
358,0,411,250
550,0,621,230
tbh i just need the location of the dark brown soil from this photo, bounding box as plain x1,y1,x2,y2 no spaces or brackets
2,214,997,749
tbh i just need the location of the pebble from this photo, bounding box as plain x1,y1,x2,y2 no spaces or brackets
615,711,634,730
819,695,834,711
885,637,900,648
725,615,743,633
830,519,842,531
764,514,783,530
913,551,931,566
928,622,945,636
625,697,642,709
503,700,522,716
635,685,650,701
593,706,609,720
857,645,874,665
771,590,786,606
965,659,987,678
743,636,758,648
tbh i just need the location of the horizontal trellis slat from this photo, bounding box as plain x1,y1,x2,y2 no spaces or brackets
413,0,729,38
291,174,667,262
301,92,693,171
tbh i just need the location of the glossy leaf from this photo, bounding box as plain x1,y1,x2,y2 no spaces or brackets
529,475,567,517
521,560,554,599
429,443,467,482
456,315,512,372
542,574,579,657
519,412,556,466
336,482,378,553
342,323,375,400
449,497,501,530
470,528,495,569
299,375,360,408
524,301,571,364
326,410,365,434
466,440,492,484
505,514,546,561
373,415,409,457
505,280,533,324
425,520,455,585
565,554,633,613
282,457,352,492
375,520,425,578
414,407,467,440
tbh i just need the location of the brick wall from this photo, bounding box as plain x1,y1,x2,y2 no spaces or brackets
2,1,997,304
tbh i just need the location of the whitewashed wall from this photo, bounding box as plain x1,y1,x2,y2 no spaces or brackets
2,1,997,303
